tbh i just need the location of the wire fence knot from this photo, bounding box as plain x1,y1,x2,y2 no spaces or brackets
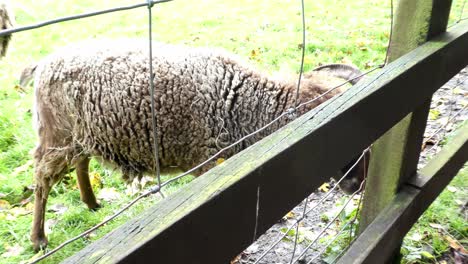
148,185,161,195
286,107,297,119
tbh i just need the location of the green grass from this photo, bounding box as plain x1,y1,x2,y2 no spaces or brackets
0,0,467,263
401,166,467,264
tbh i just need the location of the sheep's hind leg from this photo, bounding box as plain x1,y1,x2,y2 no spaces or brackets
76,157,100,210
31,182,50,252
31,145,70,252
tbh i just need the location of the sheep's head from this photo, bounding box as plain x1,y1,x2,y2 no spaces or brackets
0,1,14,57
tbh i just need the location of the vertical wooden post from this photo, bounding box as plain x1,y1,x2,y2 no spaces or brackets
359,0,453,251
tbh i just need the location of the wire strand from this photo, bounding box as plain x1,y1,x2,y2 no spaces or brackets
147,0,164,198
28,190,153,264
0,0,173,37
253,149,369,264
292,180,367,264
293,0,307,109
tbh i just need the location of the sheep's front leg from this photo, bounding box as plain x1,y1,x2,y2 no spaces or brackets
76,157,100,210
31,183,50,252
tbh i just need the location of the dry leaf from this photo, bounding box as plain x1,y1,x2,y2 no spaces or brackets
445,235,468,254
283,211,295,220
89,172,102,189
216,158,225,165
230,253,242,264
0,199,11,211
318,183,330,192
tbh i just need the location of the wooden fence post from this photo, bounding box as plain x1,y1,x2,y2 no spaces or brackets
358,0,453,259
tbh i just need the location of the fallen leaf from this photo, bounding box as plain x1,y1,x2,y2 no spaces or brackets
318,183,330,192
283,211,295,220
1,244,24,258
216,158,225,165
0,199,11,211
98,187,121,202
445,235,468,253
429,109,440,120
89,172,102,189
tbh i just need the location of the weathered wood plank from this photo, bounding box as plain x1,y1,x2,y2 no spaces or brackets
336,123,468,264
63,21,468,264
360,0,453,231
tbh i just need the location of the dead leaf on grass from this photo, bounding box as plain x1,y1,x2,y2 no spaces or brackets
318,183,330,192
0,199,11,211
89,172,102,189
445,235,468,254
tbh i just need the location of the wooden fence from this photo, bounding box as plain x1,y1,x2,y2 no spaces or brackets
64,2,468,264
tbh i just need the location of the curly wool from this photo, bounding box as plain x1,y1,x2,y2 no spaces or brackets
33,39,347,185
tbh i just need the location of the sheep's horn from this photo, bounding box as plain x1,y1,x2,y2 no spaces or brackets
19,64,37,88
312,63,363,85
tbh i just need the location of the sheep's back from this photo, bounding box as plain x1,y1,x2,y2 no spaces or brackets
35,40,266,180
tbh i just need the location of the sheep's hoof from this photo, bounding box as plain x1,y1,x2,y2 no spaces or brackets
31,236,48,252
88,202,101,211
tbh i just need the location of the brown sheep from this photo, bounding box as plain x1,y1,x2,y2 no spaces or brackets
22,39,366,251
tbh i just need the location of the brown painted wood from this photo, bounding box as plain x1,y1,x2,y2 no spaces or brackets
336,124,468,264
63,21,468,264
359,0,453,232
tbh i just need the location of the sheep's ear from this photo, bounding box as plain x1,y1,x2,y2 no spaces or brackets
310,63,363,85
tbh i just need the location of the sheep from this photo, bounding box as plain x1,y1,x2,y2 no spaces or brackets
0,0,14,57
22,39,366,251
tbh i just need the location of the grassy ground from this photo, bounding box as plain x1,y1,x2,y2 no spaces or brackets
0,0,466,263
402,166,467,264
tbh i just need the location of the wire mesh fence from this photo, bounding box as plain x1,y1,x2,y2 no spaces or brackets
3,0,465,263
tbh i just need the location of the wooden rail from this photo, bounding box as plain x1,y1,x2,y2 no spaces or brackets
337,124,467,264
63,20,468,264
